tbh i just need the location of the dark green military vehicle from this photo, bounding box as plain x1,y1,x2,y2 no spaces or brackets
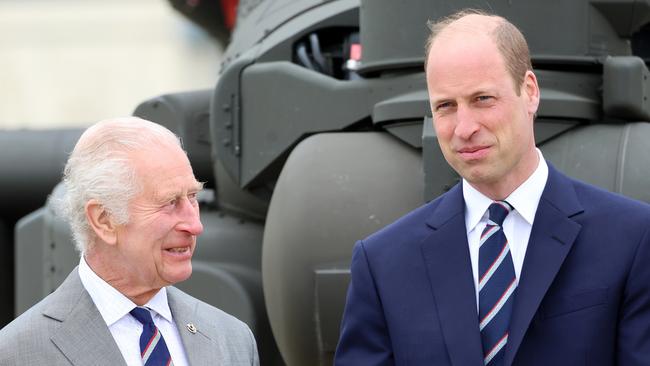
2,0,650,365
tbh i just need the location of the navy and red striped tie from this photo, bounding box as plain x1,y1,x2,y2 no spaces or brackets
478,201,517,365
130,307,174,366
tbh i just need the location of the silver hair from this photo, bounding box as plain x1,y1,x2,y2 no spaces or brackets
56,117,182,254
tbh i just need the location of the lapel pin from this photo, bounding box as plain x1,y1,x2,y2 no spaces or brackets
186,323,197,334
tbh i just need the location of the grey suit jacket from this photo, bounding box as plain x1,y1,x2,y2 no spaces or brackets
0,268,259,366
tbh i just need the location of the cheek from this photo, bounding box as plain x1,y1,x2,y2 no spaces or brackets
482,108,516,139
433,119,454,142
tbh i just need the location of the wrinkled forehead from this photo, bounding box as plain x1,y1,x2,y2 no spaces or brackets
131,143,192,174
129,144,201,199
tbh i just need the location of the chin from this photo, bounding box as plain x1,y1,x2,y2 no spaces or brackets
164,266,193,285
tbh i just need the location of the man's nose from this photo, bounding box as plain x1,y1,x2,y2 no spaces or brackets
453,105,480,140
177,198,204,236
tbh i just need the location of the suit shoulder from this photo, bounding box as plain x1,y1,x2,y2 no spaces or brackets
168,287,258,363
0,291,61,354
570,178,650,221
361,191,448,253
168,287,252,335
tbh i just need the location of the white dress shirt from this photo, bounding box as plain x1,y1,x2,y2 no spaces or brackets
78,257,190,366
463,149,549,310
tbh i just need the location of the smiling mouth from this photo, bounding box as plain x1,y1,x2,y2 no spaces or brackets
165,247,190,253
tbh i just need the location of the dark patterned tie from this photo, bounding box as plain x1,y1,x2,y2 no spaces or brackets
478,201,517,365
130,307,174,366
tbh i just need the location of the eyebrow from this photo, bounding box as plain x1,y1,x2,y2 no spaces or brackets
429,96,453,107
469,89,494,97
430,88,496,106
155,181,205,202
193,181,205,191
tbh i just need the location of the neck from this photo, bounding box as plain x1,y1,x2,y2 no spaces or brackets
472,147,540,200
84,250,160,306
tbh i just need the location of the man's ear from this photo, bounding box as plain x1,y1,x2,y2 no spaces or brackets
85,199,118,245
523,70,540,116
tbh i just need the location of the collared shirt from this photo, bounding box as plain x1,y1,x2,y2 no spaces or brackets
78,257,190,366
463,149,549,310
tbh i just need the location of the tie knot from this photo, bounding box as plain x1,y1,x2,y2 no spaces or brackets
130,307,155,326
487,201,512,226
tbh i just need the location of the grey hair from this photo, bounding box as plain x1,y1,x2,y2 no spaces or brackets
56,117,182,254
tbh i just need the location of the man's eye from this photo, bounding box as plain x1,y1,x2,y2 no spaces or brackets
436,102,453,111
188,192,198,202
476,95,493,102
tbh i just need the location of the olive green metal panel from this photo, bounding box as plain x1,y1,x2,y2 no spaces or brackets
358,0,639,73
214,160,270,221
14,185,78,317
0,220,11,326
603,56,650,120
0,129,83,222
14,209,47,316
236,62,425,187
212,0,360,188
541,122,650,203
262,132,424,366
422,117,459,202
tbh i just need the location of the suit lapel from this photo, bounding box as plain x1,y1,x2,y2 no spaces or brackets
48,269,127,366
168,287,222,364
420,185,485,365
504,165,583,366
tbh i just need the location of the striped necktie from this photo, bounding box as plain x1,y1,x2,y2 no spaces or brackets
478,201,517,366
130,307,174,366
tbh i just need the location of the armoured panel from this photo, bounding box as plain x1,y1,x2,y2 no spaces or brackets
0,220,11,326
422,117,460,202
541,122,650,203
227,0,325,66
0,129,83,222
237,61,424,187
263,132,424,366
603,56,650,120
14,209,47,316
212,0,360,188
359,0,636,73
214,160,269,221
253,0,359,64
43,185,78,295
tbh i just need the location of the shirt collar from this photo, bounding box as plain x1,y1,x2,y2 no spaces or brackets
146,286,172,322
463,149,549,232
78,256,173,325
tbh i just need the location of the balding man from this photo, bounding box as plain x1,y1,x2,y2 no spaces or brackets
335,9,650,366
0,117,259,366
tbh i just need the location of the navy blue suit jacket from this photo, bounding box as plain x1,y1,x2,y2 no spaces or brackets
335,163,650,365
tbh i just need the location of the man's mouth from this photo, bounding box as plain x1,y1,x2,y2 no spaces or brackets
166,247,189,253
457,146,490,160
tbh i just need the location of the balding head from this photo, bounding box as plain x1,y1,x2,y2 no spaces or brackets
58,117,183,253
425,9,532,94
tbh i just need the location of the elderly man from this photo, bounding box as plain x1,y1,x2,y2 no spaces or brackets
0,117,259,365
335,9,650,366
